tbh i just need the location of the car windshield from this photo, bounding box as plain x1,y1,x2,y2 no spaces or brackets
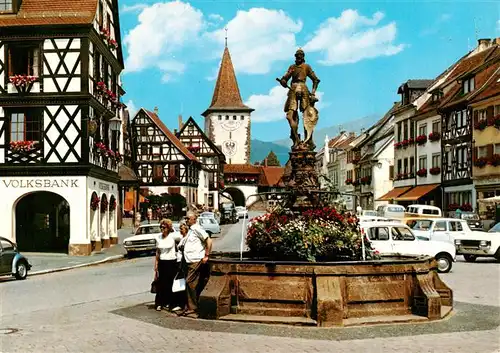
387,207,404,212
200,213,214,217
461,213,479,220
489,222,500,233
408,220,433,231
201,218,217,224
135,225,161,235
222,203,233,209
363,211,377,216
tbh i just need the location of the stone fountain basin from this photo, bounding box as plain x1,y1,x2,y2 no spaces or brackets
199,252,453,327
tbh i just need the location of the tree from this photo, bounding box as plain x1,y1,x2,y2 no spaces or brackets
263,151,281,166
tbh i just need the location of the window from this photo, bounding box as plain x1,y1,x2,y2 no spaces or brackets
0,239,14,251
218,115,222,120
0,0,12,11
141,165,148,177
463,76,475,94
449,221,463,232
397,122,402,142
434,221,447,232
494,144,500,155
409,220,432,231
410,121,415,139
391,227,414,241
94,53,101,80
368,227,389,241
140,145,147,156
403,121,408,140
8,43,40,76
153,165,163,181
233,115,237,120
478,146,488,158
10,111,41,142
419,155,427,169
389,165,394,180
422,209,439,215
418,123,427,136
225,116,229,120
403,158,408,173
397,159,402,174
432,120,440,133
240,116,244,120
495,105,500,115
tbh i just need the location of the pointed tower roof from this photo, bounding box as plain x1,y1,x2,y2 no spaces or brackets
202,47,254,117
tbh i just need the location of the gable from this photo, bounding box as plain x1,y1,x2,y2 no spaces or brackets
178,117,224,157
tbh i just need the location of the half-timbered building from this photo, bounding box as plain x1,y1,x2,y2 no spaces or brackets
0,0,126,255
438,39,500,215
176,116,225,208
130,108,201,206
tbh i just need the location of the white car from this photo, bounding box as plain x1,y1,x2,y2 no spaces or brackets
358,216,402,224
406,218,471,244
199,217,221,236
235,206,248,219
361,222,456,273
454,222,500,262
124,224,162,256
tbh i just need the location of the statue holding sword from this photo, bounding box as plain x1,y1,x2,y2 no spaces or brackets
277,48,321,151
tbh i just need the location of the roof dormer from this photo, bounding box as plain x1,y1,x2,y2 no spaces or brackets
0,0,21,14
462,75,475,94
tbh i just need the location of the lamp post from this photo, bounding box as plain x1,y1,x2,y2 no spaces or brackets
109,116,122,152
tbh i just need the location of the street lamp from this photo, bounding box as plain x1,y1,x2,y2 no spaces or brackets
109,116,122,152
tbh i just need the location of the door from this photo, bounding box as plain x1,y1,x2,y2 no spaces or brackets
366,226,393,253
448,220,466,243
431,220,449,242
391,226,417,255
0,239,16,274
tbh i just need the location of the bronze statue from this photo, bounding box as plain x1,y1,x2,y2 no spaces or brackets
277,48,320,150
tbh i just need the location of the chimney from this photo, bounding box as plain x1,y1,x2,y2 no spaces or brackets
477,38,491,52
178,114,183,130
173,129,178,135
264,158,268,167
153,106,158,114
349,132,355,138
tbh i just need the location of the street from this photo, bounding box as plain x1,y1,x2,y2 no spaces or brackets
0,215,499,353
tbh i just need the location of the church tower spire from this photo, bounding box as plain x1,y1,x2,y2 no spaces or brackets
202,45,253,165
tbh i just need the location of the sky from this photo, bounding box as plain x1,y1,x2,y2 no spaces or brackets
118,0,500,142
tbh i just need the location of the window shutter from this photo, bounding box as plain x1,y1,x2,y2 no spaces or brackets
473,147,477,162
473,110,479,124
389,165,394,180
32,48,39,77
486,106,494,120
8,47,13,76
487,144,494,159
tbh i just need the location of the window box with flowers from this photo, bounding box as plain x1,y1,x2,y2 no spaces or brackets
474,157,488,168
352,179,360,186
489,154,500,167
360,176,371,185
94,142,108,156
416,168,427,177
408,137,415,145
187,145,201,153
401,139,410,148
352,157,360,164
416,134,427,145
428,132,440,142
345,178,353,185
460,203,473,212
474,119,488,131
10,140,37,153
429,167,441,175
493,114,500,129
96,81,107,95
9,75,38,93
90,194,100,211
447,203,460,211
394,142,403,150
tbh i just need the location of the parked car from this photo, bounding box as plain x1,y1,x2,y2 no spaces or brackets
405,217,471,244
219,202,238,224
376,204,405,219
235,206,249,219
199,217,221,236
123,224,162,257
358,216,401,224
360,210,378,217
0,237,31,280
360,222,456,273
405,204,442,217
454,221,500,262
456,212,483,231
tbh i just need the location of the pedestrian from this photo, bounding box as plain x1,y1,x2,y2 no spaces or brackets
154,218,181,311
170,223,190,312
178,211,212,318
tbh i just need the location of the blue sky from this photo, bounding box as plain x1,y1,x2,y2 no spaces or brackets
118,0,500,142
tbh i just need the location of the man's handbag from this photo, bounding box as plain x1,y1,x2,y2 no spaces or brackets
172,272,186,293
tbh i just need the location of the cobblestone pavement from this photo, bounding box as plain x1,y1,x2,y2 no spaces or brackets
0,226,499,352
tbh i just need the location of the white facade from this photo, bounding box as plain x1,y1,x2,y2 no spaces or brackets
0,176,118,252
372,137,395,209
415,113,442,186
205,111,251,164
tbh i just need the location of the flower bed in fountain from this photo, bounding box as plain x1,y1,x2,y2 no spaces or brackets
199,206,453,327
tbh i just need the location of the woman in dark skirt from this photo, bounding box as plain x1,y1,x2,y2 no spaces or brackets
154,219,181,311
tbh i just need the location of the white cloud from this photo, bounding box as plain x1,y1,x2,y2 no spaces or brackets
208,13,224,22
121,4,148,13
124,1,205,80
205,8,303,75
304,9,405,65
126,99,138,117
245,86,325,123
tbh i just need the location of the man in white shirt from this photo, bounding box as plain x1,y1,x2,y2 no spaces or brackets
180,211,212,317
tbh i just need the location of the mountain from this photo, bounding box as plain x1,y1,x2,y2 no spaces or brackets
271,114,380,148
250,139,290,165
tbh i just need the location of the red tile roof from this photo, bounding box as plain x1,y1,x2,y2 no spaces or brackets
143,109,198,162
224,164,261,174
469,65,500,104
0,0,98,27
259,166,285,187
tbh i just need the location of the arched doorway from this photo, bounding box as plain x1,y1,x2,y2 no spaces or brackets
224,187,246,206
100,194,108,244
15,191,70,253
109,195,116,237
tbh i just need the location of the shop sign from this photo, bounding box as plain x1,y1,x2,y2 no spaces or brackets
2,179,79,188
98,182,110,191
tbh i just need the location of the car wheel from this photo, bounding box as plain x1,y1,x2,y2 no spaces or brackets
435,253,452,273
494,248,500,262
126,251,135,259
15,261,28,280
463,254,477,262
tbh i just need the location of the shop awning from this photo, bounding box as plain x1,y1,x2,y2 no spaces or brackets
377,186,413,201
395,184,440,201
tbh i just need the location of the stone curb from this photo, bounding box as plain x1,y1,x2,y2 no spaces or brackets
30,254,125,276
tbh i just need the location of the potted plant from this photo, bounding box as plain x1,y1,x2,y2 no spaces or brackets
10,140,36,153
416,168,427,177
429,167,441,175
416,134,427,145
474,119,488,130
428,132,440,142
474,157,488,168
90,194,100,211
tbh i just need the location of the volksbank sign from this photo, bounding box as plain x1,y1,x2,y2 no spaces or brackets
2,179,79,188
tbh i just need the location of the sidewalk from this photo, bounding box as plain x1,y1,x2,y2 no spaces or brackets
25,227,134,275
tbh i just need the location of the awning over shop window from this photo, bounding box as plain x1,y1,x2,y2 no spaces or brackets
377,186,413,201
395,184,440,201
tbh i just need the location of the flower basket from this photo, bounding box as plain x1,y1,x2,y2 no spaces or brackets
428,132,440,142
474,157,488,168
187,145,201,153
90,194,100,211
109,198,117,211
489,154,500,167
345,178,353,185
360,176,371,185
401,139,409,148
10,140,36,153
460,203,473,212
95,142,108,156
416,134,427,145
9,75,38,88
429,167,441,175
416,168,427,177
100,198,108,213
474,119,488,130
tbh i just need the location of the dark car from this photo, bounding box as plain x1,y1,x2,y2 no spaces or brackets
459,212,483,230
0,237,31,280
219,202,238,224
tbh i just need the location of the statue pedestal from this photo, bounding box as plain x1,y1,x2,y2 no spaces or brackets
282,147,320,210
